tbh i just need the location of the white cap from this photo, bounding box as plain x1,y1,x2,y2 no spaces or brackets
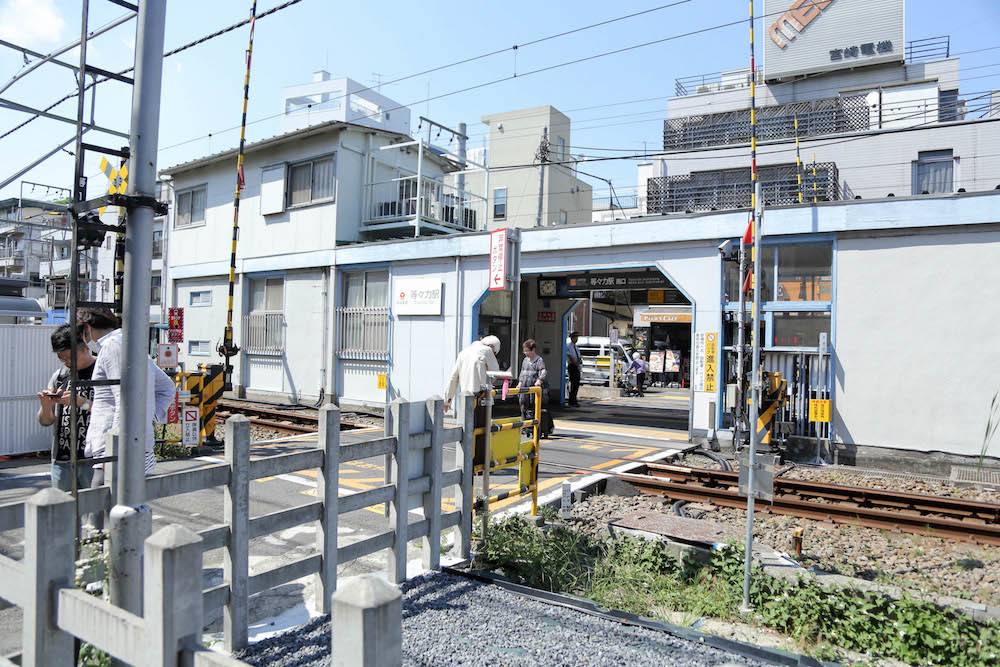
481,335,502,355
633,352,642,360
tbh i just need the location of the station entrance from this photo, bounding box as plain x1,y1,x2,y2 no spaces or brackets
476,267,694,438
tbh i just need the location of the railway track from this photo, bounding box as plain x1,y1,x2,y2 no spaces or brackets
217,400,380,436
614,462,1000,546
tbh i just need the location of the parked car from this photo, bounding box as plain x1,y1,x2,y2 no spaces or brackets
570,335,636,386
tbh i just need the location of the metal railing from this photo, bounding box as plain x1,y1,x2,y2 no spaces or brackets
593,193,639,211
674,67,762,97
152,238,162,259
906,36,950,63
646,162,839,213
243,311,283,355
363,175,485,232
337,306,390,358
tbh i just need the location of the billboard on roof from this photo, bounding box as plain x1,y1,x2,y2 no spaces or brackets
762,0,905,81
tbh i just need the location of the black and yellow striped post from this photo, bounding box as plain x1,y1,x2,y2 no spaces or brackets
218,1,258,391
198,363,225,445
754,372,787,446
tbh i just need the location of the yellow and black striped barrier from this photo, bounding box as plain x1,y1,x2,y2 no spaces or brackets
753,372,787,446
473,385,542,515
198,363,225,445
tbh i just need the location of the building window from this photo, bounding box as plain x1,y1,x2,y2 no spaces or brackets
912,150,954,195
776,244,832,302
189,290,212,306
150,275,161,305
493,187,507,219
338,270,389,357
175,186,206,228
724,246,775,303
938,89,959,122
772,312,831,348
245,276,284,354
287,155,335,207
556,136,566,160
152,229,163,259
559,210,568,226
188,340,211,356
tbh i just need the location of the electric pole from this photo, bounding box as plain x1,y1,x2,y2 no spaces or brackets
535,126,548,227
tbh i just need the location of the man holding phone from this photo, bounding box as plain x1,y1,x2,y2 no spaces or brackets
37,324,96,492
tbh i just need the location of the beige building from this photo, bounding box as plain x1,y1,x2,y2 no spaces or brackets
460,106,592,229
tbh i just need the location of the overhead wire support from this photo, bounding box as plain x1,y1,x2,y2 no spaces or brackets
219,1,258,391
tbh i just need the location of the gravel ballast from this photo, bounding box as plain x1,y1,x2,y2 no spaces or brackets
236,572,764,666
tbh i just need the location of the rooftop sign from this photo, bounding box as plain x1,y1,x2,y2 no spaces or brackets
763,0,905,81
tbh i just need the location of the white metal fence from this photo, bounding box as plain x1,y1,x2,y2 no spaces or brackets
0,395,477,665
337,306,390,358
0,324,59,456
363,175,485,232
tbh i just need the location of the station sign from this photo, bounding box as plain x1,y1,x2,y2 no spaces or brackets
763,0,905,81
489,228,507,291
537,311,556,323
394,278,442,315
565,273,672,292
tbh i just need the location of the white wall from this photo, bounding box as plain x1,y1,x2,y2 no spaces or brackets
834,227,1000,456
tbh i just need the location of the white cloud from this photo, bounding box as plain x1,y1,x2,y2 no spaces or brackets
0,0,67,47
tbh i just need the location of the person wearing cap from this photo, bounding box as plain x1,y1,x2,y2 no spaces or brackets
564,331,582,407
444,335,502,412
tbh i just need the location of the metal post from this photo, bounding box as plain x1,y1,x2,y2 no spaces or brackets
736,233,746,452
509,230,521,375
480,385,493,546
110,0,166,631
456,122,467,228
742,181,763,612
453,391,475,559
414,139,423,237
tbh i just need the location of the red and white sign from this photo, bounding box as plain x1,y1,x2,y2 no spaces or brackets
489,228,507,291
167,391,179,424
168,307,184,343
156,343,179,368
537,311,556,323
182,406,200,445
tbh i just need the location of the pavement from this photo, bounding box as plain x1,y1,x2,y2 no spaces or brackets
0,388,691,657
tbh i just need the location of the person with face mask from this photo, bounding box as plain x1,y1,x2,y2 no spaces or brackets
79,308,176,525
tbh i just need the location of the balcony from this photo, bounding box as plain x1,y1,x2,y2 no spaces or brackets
0,250,25,268
361,176,485,237
593,193,640,212
646,162,839,214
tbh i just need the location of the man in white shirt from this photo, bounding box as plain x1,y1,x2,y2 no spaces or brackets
443,335,501,412
565,331,582,407
79,309,176,523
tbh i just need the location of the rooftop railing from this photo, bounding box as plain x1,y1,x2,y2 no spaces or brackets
906,36,950,63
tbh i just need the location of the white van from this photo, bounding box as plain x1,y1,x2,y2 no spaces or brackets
570,336,636,386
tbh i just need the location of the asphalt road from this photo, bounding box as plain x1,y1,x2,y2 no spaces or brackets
0,390,691,656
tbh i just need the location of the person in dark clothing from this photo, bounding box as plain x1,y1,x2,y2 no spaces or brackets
565,331,582,407
37,324,96,492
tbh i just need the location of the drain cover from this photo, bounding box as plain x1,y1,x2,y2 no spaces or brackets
951,466,1000,486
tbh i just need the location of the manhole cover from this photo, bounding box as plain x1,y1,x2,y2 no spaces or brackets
951,466,1000,486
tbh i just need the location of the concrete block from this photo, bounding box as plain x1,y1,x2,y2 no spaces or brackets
331,575,402,667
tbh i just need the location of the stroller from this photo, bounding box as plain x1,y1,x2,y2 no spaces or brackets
622,370,643,397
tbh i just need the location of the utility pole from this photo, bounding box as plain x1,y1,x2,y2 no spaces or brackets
112,0,167,620
535,126,548,227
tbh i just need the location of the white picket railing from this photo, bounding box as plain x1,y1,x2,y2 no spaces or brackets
0,394,477,666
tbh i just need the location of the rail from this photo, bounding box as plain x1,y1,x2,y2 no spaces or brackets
906,35,950,63
0,395,478,663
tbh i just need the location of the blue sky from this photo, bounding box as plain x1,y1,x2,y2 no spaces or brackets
1,0,998,201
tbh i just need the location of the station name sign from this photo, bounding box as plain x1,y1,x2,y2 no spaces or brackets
565,273,672,291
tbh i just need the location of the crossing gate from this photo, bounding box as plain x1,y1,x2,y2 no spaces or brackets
174,363,225,446
473,385,542,517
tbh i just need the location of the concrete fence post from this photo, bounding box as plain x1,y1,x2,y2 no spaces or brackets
316,404,340,613
22,488,75,667
453,392,475,560
422,396,444,571
387,399,410,584
331,575,402,667
144,524,204,667
224,415,250,651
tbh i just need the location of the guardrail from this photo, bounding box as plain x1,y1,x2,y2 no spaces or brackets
0,395,477,664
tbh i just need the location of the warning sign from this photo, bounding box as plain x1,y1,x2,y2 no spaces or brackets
809,399,832,423
156,343,179,368
489,228,507,291
182,406,200,446
168,307,184,343
167,391,179,424
692,332,718,392
377,373,387,390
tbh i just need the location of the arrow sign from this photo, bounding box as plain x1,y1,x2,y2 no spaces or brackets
489,228,508,291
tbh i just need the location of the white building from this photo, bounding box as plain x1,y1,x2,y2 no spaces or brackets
281,71,411,137
459,106,593,229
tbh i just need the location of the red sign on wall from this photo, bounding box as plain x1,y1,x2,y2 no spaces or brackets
166,391,179,424
537,311,556,323
168,307,184,343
